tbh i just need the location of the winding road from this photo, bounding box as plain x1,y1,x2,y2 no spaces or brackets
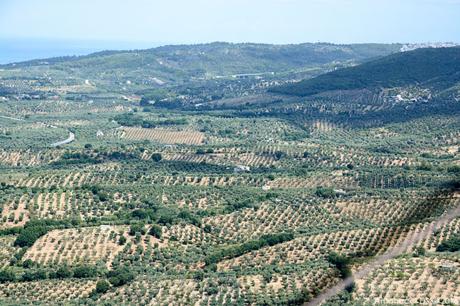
304,197,460,306
1,113,75,147
50,131,75,147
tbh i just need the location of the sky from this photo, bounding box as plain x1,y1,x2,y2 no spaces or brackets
0,0,459,47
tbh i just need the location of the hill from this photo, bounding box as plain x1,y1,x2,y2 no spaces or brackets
270,47,460,96
0,42,401,87
0,42,459,305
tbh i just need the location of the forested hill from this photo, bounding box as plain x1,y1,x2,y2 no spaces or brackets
0,42,401,83
270,47,460,96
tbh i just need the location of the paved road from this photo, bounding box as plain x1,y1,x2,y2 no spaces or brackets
0,115,24,121
1,113,73,146
305,198,460,306
51,131,75,147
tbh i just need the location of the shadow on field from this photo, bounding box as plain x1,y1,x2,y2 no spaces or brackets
304,178,460,306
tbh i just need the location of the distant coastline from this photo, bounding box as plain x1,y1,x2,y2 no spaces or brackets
0,38,162,64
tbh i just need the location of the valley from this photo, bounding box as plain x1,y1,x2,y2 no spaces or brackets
0,43,459,305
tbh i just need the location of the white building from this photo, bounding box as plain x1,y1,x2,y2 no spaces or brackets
234,165,250,173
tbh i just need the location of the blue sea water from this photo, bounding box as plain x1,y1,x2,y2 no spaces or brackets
0,38,161,64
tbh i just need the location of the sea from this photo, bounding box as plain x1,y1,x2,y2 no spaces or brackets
0,38,163,64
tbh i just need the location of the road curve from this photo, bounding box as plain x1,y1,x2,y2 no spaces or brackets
1,113,73,146
51,131,75,147
0,115,24,121
304,198,460,306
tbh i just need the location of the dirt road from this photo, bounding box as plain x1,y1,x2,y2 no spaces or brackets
305,198,460,306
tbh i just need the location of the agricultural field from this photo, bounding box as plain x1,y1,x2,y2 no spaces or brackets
0,44,459,305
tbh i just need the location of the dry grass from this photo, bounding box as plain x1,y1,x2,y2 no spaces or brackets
23,225,127,267
353,256,460,305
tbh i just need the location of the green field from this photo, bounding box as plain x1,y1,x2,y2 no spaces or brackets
0,43,459,305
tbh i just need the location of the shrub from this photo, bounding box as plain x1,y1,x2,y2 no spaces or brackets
204,232,294,265
315,187,336,198
118,236,127,245
22,259,34,268
0,270,15,283
22,270,47,281
97,192,109,202
131,209,156,220
95,279,110,293
73,265,98,278
129,223,146,236
177,210,201,226
327,252,351,278
413,246,426,257
14,225,49,247
447,165,460,173
148,225,162,239
107,268,135,287
13,248,27,263
417,162,432,171
203,224,212,233
436,235,460,252
157,213,175,226
55,265,72,279
261,232,294,246
151,153,162,162
274,151,285,160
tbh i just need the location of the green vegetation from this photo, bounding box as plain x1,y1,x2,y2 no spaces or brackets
436,235,460,252
95,279,110,294
315,187,337,198
107,267,135,287
0,43,458,305
271,47,460,96
205,232,294,265
148,224,162,239
151,153,162,162
14,225,49,247
129,223,146,236
0,269,15,283
14,219,78,248
72,265,99,278
114,113,188,128
0,264,104,284
327,252,351,278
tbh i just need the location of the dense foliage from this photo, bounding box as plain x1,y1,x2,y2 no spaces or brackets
327,252,351,278
436,235,460,252
205,232,294,265
271,47,460,96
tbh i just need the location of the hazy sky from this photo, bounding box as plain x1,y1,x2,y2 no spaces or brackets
1,0,459,45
